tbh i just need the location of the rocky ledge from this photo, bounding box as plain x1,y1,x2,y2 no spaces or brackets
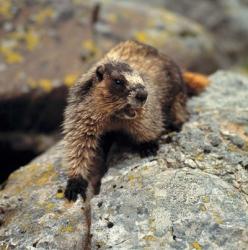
0,71,248,249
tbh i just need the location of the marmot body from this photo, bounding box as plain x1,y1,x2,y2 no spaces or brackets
64,40,189,201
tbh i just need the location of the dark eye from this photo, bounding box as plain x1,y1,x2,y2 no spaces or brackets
114,79,124,85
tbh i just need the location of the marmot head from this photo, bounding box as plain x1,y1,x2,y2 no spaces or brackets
94,60,148,119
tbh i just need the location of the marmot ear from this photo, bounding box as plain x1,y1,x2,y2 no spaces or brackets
96,65,105,82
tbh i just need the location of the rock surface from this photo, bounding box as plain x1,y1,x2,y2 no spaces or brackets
0,143,91,250
149,0,248,68
1,71,248,249
94,1,217,73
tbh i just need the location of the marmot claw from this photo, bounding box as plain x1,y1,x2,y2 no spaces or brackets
64,175,88,202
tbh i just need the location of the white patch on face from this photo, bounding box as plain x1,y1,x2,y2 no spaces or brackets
123,72,144,88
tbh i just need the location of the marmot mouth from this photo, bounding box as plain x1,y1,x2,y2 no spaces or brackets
124,106,137,119
115,105,137,119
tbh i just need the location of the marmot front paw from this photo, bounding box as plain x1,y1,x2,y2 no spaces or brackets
139,141,159,158
64,175,88,202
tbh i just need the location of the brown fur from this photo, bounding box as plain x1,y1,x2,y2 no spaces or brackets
63,40,193,201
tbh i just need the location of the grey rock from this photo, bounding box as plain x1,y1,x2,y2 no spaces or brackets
0,71,248,249
202,143,212,153
131,0,248,68
0,144,91,250
244,127,248,136
92,169,247,249
164,0,248,67
228,135,245,148
241,158,248,169
96,1,218,73
208,133,222,147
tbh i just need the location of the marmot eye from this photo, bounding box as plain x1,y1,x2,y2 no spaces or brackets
114,79,124,85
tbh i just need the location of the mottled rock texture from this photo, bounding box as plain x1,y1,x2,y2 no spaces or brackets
95,1,217,73
1,71,248,249
164,0,248,68
132,0,248,68
0,144,91,250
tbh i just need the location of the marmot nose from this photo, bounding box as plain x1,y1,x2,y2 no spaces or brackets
135,89,148,103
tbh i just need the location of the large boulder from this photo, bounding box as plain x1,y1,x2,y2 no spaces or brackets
148,0,248,68
0,71,248,249
94,1,218,73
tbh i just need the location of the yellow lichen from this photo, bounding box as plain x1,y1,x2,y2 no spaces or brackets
227,144,239,153
0,46,23,64
143,235,157,241
192,241,202,250
201,195,210,203
56,192,64,199
128,174,143,188
0,0,12,18
27,78,38,89
60,225,74,233
194,153,204,161
35,164,56,186
148,217,156,232
8,29,39,51
128,175,135,181
45,202,55,211
25,30,39,51
199,204,207,212
134,31,150,43
64,74,78,87
161,11,178,23
82,39,99,55
38,79,53,93
28,78,53,91
107,13,117,23
211,209,223,224
34,8,54,24
243,141,248,152
5,50,23,64
5,163,57,194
